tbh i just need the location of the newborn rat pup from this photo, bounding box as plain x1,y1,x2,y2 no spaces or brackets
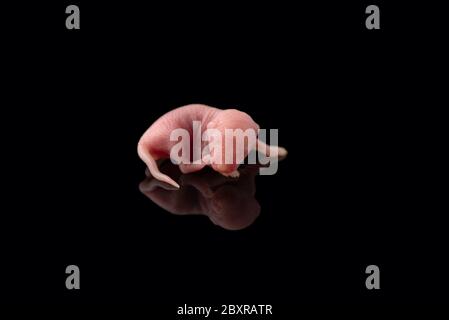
137,104,287,188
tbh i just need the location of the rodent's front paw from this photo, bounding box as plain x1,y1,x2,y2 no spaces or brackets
221,170,240,178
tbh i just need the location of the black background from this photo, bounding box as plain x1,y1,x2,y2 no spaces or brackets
1,0,447,314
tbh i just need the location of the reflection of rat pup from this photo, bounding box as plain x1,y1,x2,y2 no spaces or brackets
137,104,287,188
139,163,260,230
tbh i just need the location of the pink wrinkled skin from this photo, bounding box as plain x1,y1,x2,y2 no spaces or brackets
137,104,287,188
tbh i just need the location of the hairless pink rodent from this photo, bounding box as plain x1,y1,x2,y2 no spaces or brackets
137,104,287,188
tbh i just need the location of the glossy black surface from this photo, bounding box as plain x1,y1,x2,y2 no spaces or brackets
140,163,261,231
1,0,446,311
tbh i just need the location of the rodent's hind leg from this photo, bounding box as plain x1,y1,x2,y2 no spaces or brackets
256,139,288,160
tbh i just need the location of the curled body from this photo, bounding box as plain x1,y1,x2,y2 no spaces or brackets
138,104,287,188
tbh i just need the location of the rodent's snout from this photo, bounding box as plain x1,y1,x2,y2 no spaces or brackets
211,163,238,175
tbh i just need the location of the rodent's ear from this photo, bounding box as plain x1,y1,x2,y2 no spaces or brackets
206,121,217,129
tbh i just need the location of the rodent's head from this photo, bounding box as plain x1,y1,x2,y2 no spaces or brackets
204,109,259,175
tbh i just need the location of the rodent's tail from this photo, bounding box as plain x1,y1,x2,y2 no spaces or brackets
257,139,288,160
137,143,180,189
